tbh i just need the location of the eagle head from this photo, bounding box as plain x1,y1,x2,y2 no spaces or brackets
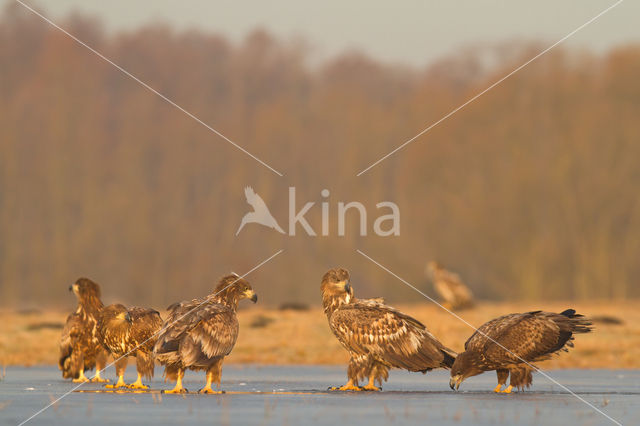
320,268,353,314
102,304,132,324
449,351,483,390
70,277,102,302
213,274,257,307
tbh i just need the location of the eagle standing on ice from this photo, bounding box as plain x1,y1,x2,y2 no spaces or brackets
98,304,163,389
426,261,474,311
321,268,456,391
153,275,257,393
58,278,110,382
449,309,593,393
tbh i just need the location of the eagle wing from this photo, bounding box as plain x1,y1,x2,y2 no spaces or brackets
59,312,83,377
154,300,239,368
330,301,455,372
128,307,163,352
466,311,588,366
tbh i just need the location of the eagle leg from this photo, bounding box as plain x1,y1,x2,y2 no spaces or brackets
163,369,187,394
72,369,90,383
127,373,149,390
329,379,362,391
199,367,225,394
105,375,127,388
90,372,110,383
494,369,508,392
91,351,110,382
362,373,381,391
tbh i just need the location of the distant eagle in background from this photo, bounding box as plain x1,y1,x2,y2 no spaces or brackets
98,304,163,389
321,268,456,391
236,186,285,235
153,275,258,393
426,261,474,310
59,278,110,382
449,309,593,393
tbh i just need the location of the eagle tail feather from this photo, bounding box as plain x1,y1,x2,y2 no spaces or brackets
560,308,593,334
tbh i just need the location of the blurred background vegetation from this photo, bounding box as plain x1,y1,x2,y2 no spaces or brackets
0,4,638,309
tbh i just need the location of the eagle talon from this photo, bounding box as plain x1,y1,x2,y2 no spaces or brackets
105,376,127,388
104,383,127,389
127,383,149,390
500,385,513,394
162,388,188,394
91,377,110,383
72,377,90,383
362,384,381,391
199,388,225,394
329,385,363,392
493,384,503,393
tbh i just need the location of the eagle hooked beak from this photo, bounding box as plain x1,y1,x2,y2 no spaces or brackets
344,282,351,294
449,375,462,391
244,289,258,303
125,312,132,323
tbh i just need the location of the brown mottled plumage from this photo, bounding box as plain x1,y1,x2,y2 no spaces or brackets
58,278,110,382
153,274,257,394
450,309,593,393
321,268,456,391
98,304,162,389
426,261,474,310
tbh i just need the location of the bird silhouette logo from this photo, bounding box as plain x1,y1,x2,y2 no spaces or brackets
236,187,285,236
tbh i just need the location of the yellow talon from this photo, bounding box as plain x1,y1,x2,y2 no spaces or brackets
72,370,90,383
362,384,380,391
105,376,127,389
162,387,187,394
90,371,110,383
127,374,149,389
128,383,149,390
163,374,187,394
199,386,224,394
493,384,503,393
329,380,362,391
500,385,513,394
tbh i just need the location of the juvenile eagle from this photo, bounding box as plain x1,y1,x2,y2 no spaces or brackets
153,275,257,393
321,268,456,391
449,309,593,393
426,261,474,310
58,278,109,382
98,304,163,389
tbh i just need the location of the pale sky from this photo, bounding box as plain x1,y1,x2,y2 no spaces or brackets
7,0,640,67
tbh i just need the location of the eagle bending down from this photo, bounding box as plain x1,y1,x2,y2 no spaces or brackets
153,275,257,394
59,278,110,382
449,309,593,393
98,304,163,389
321,268,456,391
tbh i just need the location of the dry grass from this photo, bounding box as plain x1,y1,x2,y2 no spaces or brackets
1,300,638,368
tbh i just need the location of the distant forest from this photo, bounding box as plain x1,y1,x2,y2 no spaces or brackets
1,4,639,309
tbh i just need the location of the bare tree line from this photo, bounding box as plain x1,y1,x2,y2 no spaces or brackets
0,4,638,308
